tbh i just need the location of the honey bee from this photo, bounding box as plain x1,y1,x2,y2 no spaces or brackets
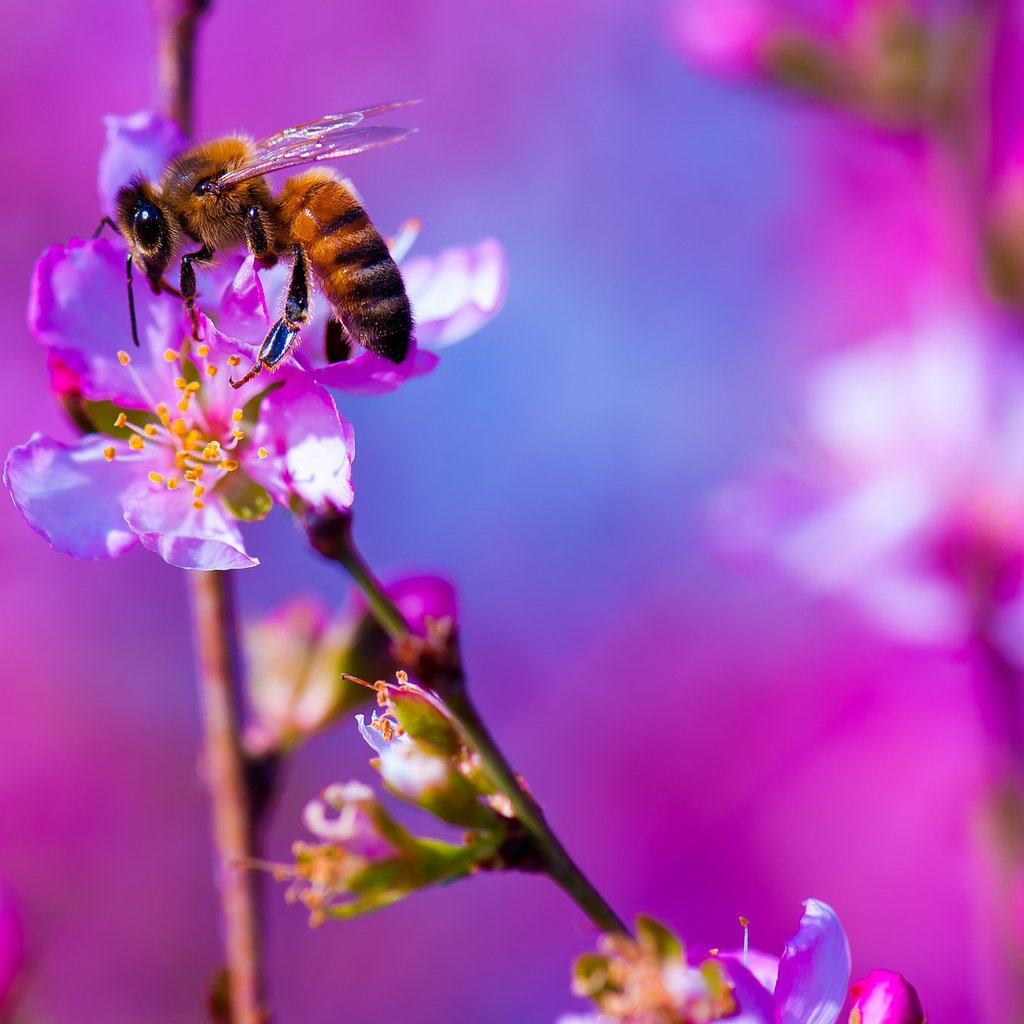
104,101,417,389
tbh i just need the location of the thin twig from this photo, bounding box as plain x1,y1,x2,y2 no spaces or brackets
189,571,267,1024
153,0,211,136
305,508,630,936
153,0,268,1016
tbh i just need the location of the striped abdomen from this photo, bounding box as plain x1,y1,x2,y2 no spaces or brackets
276,170,412,363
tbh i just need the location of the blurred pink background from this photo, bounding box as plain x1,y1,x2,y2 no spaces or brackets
0,0,1001,1019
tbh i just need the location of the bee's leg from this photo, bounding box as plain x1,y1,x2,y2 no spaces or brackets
93,216,122,239
125,253,140,348
243,206,272,259
324,317,353,363
230,246,311,390
179,244,214,339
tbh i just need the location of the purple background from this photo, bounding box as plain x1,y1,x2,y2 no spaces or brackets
0,0,984,1020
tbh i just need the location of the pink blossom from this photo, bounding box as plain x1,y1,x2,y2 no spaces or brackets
849,970,926,1024
717,900,851,1024
709,307,1024,659
5,236,355,570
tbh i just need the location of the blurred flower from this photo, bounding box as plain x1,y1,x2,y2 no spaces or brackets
5,237,355,570
270,778,497,926
243,575,457,754
849,970,926,1024
670,0,952,129
710,308,1024,660
563,915,741,1024
0,882,23,1012
561,901,852,1024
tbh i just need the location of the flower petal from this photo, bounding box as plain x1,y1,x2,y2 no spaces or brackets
308,345,437,396
29,237,182,407
97,110,185,216
122,489,257,570
244,376,355,512
775,900,851,1024
403,237,508,349
849,970,926,1024
721,958,777,1024
4,434,138,559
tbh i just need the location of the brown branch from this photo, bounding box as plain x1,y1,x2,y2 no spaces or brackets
189,571,267,1024
152,0,211,136
152,2,268,1016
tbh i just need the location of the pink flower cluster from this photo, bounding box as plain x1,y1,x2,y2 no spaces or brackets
5,112,508,571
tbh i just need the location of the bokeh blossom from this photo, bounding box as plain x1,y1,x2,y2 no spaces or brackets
709,307,1024,661
244,574,458,754
271,778,498,926
556,900,925,1024
669,0,947,129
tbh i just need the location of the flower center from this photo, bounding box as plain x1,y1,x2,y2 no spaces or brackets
101,343,268,510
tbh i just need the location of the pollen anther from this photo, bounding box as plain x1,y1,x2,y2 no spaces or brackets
117,351,130,365
103,446,116,461
149,471,164,483
114,412,128,428
129,435,145,451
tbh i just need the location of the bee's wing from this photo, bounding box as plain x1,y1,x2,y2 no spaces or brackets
214,102,419,188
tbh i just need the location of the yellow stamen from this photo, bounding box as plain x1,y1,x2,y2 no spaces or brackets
193,484,205,499
227,355,241,366
129,435,145,451
171,418,188,436
166,477,179,490
231,408,244,422
184,469,198,482
206,365,218,377
174,377,188,390
114,412,128,428
197,344,210,357
144,423,158,436
220,459,239,471
257,447,269,459
148,471,164,484
193,499,205,511
117,350,130,366
232,428,245,440
164,349,178,362
103,446,116,461
177,398,190,412
186,381,201,392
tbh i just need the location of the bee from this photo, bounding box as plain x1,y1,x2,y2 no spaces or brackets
104,101,417,389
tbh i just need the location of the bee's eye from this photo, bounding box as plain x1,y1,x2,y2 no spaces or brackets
133,200,165,250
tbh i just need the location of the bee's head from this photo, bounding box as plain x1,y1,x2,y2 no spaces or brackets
115,177,179,283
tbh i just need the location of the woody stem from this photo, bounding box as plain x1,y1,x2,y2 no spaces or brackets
305,509,630,937
189,571,267,1023
154,0,269,1018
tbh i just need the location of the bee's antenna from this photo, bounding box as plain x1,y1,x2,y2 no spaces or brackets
125,253,140,348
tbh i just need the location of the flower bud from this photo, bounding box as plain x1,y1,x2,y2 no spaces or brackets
849,969,926,1024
